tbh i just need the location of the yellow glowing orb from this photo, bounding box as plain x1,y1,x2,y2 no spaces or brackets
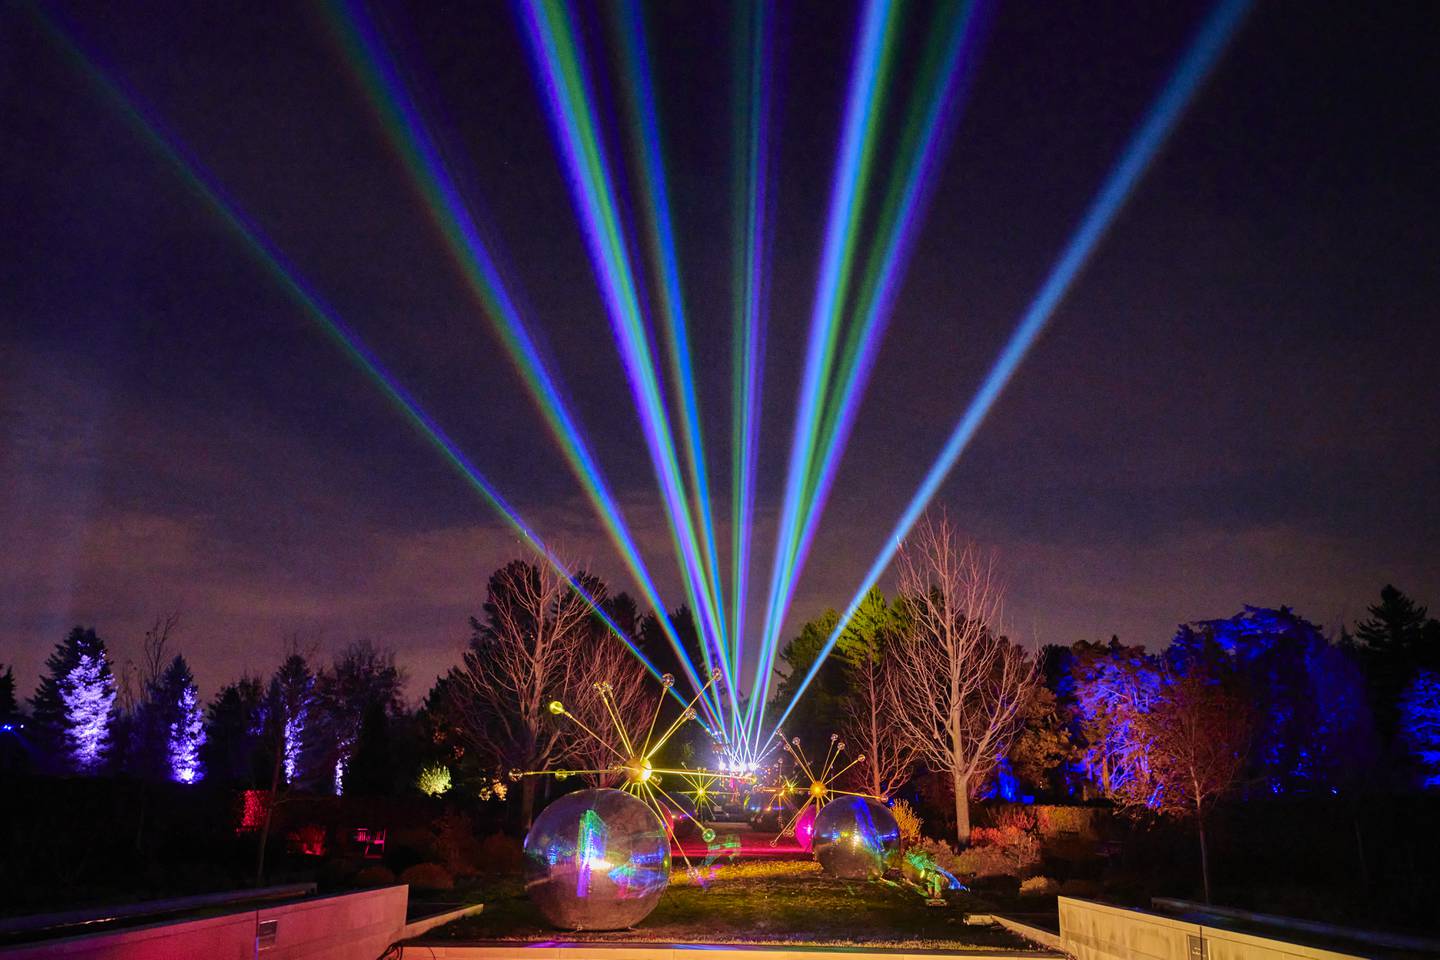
623,757,654,784
809,780,828,800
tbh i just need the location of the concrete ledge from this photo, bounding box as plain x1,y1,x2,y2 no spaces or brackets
991,917,1065,954
401,943,1065,960
401,903,485,941
1151,898,1440,955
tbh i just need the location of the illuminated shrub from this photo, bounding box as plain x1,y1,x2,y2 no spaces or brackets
890,798,923,848
417,763,452,797
952,824,1041,878
400,862,455,891
1019,875,1060,897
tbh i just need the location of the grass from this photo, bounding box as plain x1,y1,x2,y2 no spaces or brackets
424,860,1045,950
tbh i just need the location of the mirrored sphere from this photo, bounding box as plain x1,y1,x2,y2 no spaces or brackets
523,788,671,930
812,795,901,879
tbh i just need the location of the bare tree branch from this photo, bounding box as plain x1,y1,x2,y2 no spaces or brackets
886,512,1036,843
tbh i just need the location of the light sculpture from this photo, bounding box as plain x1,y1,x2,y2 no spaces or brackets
513,669,748,876
770,733,875,850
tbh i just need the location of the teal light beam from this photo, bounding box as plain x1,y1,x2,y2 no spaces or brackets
746,0,902,740
20,3,721,728
326,0,719,724
766,0,1253,746
517,0,734,726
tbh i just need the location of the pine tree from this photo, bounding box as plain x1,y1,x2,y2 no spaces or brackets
31,627,116,774
0,664,17,717
1355,586,1432,657
155,656,205,783
268,654,315,786
203,677,266,785
63,651,118,774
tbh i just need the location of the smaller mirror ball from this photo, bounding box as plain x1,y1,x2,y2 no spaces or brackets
523,788,671,930
811,796,902,879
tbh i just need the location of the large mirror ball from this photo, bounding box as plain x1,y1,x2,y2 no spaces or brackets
523,788,671,930
811,795,902,879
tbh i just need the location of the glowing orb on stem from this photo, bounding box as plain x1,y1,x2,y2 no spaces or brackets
523,788,670,930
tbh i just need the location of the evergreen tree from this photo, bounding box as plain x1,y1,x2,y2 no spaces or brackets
1352,586,1440,746
31,627,116,774
313,641,405,794
152,655,205,783
1355,585,1435,658
0,664,16,716
203,676,266,785
268,654,315,786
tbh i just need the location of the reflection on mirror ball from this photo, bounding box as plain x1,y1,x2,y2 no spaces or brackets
523,788,671,930
812,795,901,879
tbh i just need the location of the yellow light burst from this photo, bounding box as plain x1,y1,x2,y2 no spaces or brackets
770,732,877,845
511,669,749,872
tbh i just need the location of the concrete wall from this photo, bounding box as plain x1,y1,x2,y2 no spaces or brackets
1058,897,1367,960
0,886,407,960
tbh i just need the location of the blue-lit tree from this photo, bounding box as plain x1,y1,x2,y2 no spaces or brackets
1067,638,1163,796
1400,671,1440,789
268,653,314,785
1170,607,1377,795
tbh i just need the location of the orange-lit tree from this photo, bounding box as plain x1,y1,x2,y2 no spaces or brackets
1117,670,1252,903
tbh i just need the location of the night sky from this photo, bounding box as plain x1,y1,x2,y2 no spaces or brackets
3,1,1437,702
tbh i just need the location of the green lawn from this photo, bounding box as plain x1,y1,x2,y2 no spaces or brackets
424,860,1045,950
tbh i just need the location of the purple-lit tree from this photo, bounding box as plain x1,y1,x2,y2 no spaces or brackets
31,627,117,774
268,653,315,785
1068,638,1163,796
62,651,118,774
157,656,205,784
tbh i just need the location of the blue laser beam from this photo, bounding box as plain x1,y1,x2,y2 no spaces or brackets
330,0,719,722
24,2,716,732
764,0,1253,747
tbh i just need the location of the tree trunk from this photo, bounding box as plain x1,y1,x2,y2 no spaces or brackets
255,736,284,887
1197,813,1212,904
953,771,971,845
521,775,537,831
1352,812,1369,887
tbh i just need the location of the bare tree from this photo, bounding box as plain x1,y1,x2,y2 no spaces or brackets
1116,670,1251,903
566,631,660,788
141,612,181,691
452,559,602,826
886,514,1036,844
842,634,916,799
